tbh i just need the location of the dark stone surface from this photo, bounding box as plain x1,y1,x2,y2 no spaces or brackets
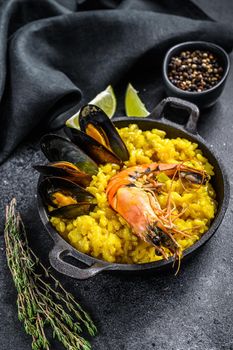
1,2,233,350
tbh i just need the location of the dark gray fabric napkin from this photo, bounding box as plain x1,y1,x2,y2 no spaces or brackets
0,0,232,163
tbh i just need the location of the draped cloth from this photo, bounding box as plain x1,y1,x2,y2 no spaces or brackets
0,0,232,163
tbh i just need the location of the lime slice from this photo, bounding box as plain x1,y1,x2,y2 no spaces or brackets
125,83,149,117
66,85,117,129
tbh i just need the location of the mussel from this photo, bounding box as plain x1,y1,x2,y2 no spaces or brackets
78,104,129,161
34,161,92,187
64,127,123,165
50,204,96,219
40,134,98,175
38,177,96,219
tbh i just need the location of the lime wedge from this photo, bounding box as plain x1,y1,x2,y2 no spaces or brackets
66,85,117,129
125,83,149,117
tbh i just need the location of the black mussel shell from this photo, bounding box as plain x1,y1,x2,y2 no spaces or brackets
38,177,94,208
79,104,129,161
34,161,92,187
40,134,98,175
180,171,210,185
64,126,122,165
49,203,96,219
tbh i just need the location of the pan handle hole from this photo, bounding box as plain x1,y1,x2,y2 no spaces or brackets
62,254,89,269
163,105,189,125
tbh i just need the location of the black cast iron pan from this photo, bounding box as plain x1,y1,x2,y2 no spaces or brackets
37,97,230,279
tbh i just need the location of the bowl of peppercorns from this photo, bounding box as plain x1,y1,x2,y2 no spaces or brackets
163,41,230,109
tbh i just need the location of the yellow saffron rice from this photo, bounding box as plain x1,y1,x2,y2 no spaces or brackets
50,124,217,264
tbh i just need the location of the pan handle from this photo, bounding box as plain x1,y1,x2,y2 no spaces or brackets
149,97,200,134
49,242,111,279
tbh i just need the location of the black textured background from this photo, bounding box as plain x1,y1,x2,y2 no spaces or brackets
1,1,233,349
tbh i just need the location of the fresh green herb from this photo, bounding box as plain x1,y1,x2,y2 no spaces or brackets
4,198,97,350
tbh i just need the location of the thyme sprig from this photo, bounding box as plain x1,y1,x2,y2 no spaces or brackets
4,198,97,350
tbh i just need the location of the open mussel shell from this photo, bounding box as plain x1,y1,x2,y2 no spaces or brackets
40,134,98,175
34,161,92,187
64,127,122,165
38,176,95,208
79,104,129,161
49,203,96,219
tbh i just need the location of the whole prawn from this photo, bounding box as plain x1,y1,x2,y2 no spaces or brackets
106,162,209,260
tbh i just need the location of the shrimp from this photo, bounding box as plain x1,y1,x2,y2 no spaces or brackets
106,163,209,260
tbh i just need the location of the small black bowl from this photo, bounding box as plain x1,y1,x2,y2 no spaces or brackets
163,41,230,109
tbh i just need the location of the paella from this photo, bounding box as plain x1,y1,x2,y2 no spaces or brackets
35,105,217,265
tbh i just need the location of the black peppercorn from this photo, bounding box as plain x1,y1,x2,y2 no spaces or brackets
167,50,223,92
